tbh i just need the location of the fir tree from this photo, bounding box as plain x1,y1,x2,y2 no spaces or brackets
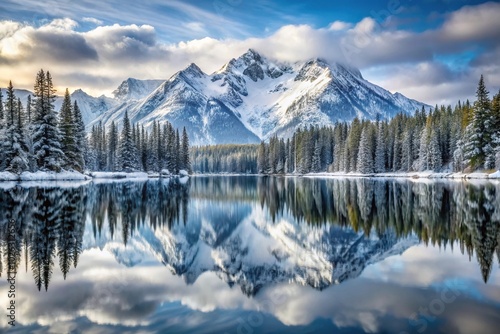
181,127,191,173
58,89,80,171
118,111,139,172
374,122,386,173
465,75,491,170
417,126,429,171
356,126,374,174
72,101,86,171
311,139,321,172
0,89,3,130
32,70,65,172
107,121,118,172
429,129,442,171
3,81,29,173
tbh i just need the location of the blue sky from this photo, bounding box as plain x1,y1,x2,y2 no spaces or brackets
0,0,499,105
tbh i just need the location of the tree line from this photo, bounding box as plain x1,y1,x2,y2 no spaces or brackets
191,144,258,174
0,69,191,175
256,75,500,174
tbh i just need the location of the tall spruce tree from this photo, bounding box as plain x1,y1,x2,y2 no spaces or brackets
356,126,374,174
58,89,80,171
374,122,386,173
72,101,86,171
4,81,29,173
181,127,191,173
32,70,65,172
107,121,118,171
0,89,4,130
465,75,491,170
118,111,139,172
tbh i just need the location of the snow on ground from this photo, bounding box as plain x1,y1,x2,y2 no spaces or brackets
0,171,90,181
304,170,500,180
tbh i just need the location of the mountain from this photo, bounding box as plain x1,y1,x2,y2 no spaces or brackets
3,49,428,145
1,88,117,126
89,49,428,144
112,78,164,101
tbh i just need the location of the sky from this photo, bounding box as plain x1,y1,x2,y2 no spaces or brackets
0,0,499,105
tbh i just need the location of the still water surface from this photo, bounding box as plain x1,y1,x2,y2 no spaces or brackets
0,176,499,333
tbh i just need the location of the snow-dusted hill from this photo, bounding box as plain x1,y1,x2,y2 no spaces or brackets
89,49,428,144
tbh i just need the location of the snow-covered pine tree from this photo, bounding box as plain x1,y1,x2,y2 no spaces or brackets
464,75,491,170
107,121,118,172
181,127,191,173
72,101,86,171
429,129,442,171
3,81,29,174
139,125,147,171
58,89,81,171
356,126,374,174
311,139,321,172
118,110,139,172
417,126,429,171
32,70,65,172
257,141,268,174
175,129,180,174
26,95,32,124
147,121,158,172
401,124,413,172
374,122,386,173
0,89,4,130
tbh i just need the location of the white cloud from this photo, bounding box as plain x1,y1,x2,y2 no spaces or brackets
82,17,104,25
0,2,499,104
329,20,352,31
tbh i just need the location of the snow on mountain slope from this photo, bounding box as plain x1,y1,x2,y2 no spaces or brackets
112,78,164,101
90,49,428,144
1,88,116,126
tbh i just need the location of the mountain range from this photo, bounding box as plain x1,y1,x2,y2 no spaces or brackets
4,49,428,145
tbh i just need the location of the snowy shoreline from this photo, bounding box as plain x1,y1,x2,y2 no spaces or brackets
301,171,500,180
1,170,499,182
0,170,190,182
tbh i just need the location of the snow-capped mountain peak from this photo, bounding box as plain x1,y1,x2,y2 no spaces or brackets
112,78,164,101
31,48,428,145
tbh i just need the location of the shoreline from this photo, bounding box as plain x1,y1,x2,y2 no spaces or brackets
1,170,499,182
0,171,190,182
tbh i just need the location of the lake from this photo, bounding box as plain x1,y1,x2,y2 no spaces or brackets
0,176,499,333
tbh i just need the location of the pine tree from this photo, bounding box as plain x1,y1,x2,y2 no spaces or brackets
311,139,321,172
417,126,429,171
356,126,374,174
118,111,139,172
181,127,191,173
107,121,118,172
465,75,491,170
374,122,386,173
26,95,32,124
32,70,65,172
429,129,442,171
3,81,29,173
0,89,4,130
258,141,268,174
58,89,80,171
72,101,86,171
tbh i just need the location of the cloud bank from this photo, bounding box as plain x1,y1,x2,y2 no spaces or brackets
0,2,499,105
